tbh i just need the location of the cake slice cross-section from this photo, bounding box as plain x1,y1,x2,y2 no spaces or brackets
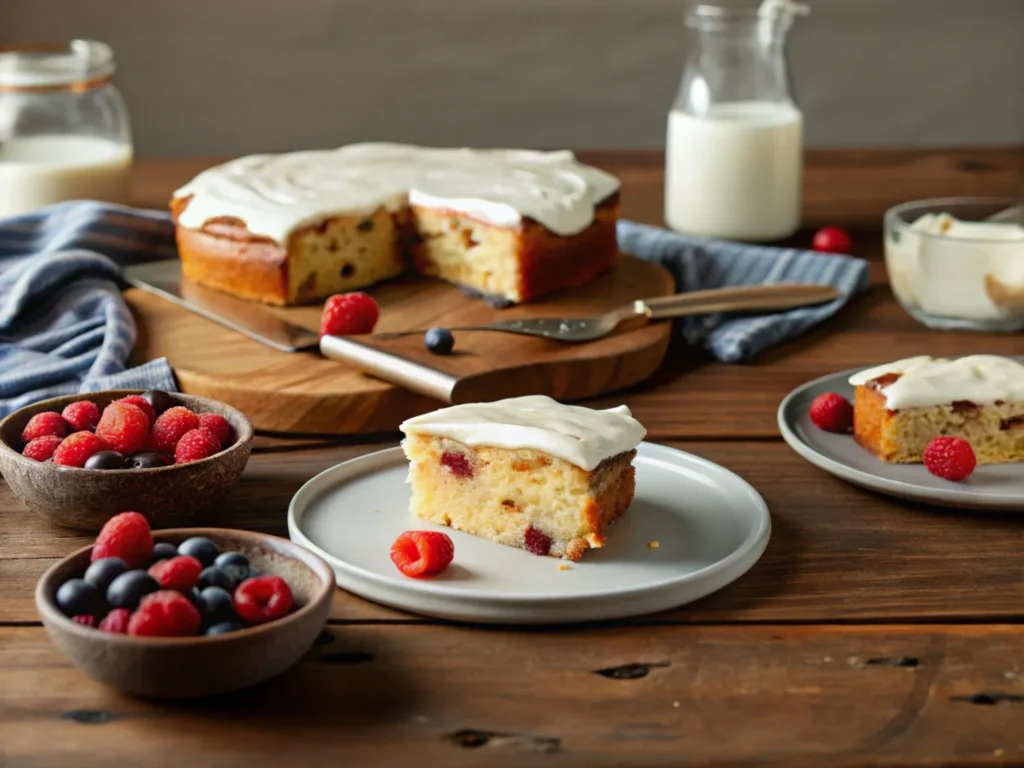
850,354,1024,463
399,395,647,561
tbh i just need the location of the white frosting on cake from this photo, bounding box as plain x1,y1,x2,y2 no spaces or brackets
848,355,1024,409
399,395,646,471
172,143,620,243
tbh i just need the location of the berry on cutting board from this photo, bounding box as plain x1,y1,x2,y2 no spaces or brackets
389,530,455,578
96,401,150,454
923,436,976,482
91,511,153,568
61,400,101,432
424,327,455,355
52,432,110,467
808,392,854,433
320,292,380,337
234,575,294,624
128,590,202,637
22,435,64,462
21,411,68,443
811,226,853,254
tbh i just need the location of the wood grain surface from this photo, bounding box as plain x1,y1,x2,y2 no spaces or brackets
127,256,674,434
2,148,1023,767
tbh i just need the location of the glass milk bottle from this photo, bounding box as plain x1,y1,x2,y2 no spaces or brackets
665,1,808,241
0,41,133,217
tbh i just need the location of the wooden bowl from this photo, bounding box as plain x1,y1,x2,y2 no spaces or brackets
36,528,335,698
0,390,253,531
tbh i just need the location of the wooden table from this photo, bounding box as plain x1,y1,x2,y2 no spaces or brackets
3,150,1024,767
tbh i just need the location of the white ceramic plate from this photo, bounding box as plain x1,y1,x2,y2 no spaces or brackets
288,443,770,624
779,368,1024,510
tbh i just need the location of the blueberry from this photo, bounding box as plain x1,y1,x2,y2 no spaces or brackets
141,390,176,415
198,586,237,626
424,327,455,355
106,570,159,610
214,552,250,582
198,566,237,592
83,557,128,593
148,542,178,565
55,578,106,617
205,621,244,636
84,450,125,470
178,537,219,567
128,452,170,470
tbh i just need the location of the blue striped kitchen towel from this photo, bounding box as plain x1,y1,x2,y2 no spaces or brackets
618,220,869,363
0,201,179,417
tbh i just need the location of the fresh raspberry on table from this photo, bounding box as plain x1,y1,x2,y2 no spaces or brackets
21,411,68,443
197,413,231,446
320,292,380,337
98,607,131,634
114,395,157,425
22,435,65,462
808,392,854,433
923,436,976,482
61,401,101,432
71,614,98,627
389,531,454,578
150,406,200,453
234,575,294,624
174,428,221,464
52,431,111,468
95,402,150,454
148,555,203,592
91,511,153,568
811,226,853,254
127,590,202,637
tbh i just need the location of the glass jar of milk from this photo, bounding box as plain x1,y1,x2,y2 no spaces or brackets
665,1,808,241
0,41,132,217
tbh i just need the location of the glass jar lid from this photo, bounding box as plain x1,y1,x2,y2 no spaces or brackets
0,40,115,92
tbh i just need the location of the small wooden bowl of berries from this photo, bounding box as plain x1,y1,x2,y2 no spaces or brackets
0,389,253,531
36,512,335,698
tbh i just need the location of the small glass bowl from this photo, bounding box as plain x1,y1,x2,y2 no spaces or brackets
884,197,1024,332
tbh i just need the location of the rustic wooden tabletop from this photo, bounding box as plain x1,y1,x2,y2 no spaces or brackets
2,149,1023,767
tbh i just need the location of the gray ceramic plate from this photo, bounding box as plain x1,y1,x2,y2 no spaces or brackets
288,443,770,624
778,368,1024,511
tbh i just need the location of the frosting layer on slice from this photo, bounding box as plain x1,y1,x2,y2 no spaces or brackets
173,143,620,243
399,395,646,471
848,354,1024,409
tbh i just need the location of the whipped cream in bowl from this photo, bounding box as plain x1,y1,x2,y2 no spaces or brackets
885,197,1024,332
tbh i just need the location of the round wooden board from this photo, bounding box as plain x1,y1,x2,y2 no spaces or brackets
126,255,674,435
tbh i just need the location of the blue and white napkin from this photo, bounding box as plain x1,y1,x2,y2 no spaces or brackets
618,220,869,363
0,201,178,418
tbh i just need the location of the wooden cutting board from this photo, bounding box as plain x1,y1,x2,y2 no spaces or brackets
126,255,674,435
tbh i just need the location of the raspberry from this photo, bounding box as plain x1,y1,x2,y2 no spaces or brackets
234,575,294,623
95,402,150,454
320,292,379,336
148,555,203,592
523,525,552,556
923,436,976,482
441,450,473,478
174,428,221,464
150,406,200,453
71,614,97,627
389,531,455,578
21,411,68,443
52,431,110,467
197,413,231,446
114,395,157,425
128,590,201,637
91,511,153,568
22,435,64,461
61,401,101,432
98,607,131,634
809,392,853,433
812,226,853,254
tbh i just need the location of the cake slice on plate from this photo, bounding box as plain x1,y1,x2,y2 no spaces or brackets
399,395,646,561
850,354,1024,463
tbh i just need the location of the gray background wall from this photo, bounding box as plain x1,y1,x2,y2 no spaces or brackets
3,0,1022,157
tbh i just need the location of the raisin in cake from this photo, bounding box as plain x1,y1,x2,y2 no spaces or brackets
171,144,620,307
399,395,646,561
851,355,1024,463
